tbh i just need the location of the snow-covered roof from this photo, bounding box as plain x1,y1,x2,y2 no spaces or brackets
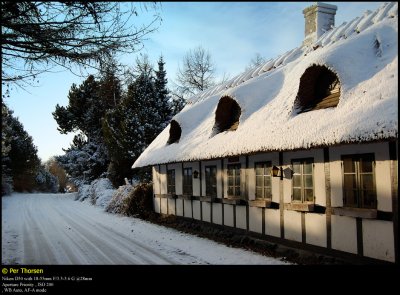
133,2,398,168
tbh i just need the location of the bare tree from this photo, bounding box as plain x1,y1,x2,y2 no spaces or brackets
1,2,161,90
245,53,267,71
173,46,216,100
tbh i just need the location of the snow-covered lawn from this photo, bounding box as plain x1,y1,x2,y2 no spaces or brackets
2,193,289,265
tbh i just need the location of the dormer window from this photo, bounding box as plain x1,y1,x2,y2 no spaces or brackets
295,65,341,114
167,120,181,144
213,96,241,135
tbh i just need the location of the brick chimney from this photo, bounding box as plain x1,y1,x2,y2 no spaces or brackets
303,2,337,46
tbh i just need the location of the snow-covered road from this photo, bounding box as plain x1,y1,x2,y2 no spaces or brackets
2,193,288,265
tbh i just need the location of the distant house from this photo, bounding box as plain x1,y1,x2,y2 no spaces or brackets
133,2,398,263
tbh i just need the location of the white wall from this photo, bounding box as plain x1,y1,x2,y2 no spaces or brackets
265,208,280,237
152,166,161,195
284,210,302,242
183,200,192,218
192,200,201,220
330,142,392,211
183,162,200,196
176,199,184,216
201,160,223,198
248,152,280,202
236,206,247,230
363,219,395,262
167,198,175,215
305,213,326,247
212,203,223,225
153,197,161,213
331,215,357,254
283,149,326,206
224,204,234,227
202,202,211,222
249,207,263,233
160,198,168,214
159,165,167,194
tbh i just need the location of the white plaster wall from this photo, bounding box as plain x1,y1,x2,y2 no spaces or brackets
329,142,392,211
248,153,280,203
176,199,183,216
331,215,357,254
249,207,263,234
212,203,223,225
201,160,223,198
160,198,168,215
284,210,302,242
202,202,211,223
224,204,234,227
159,165,167,194
183,200,192,218
183,162,200,196
152,166,160,195
167,198,175,215
265,208,280,237
166,163,183,195
153,197,160,214
283,149,325,206
223,156,246,198
305,213,326,247
363,219,395,262
236,206,247,230
192,200,201,220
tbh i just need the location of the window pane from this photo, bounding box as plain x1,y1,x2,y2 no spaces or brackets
343,174,356,190
256,176,263,187
265,165,271,176
256,187,263,199
362,190,376,208
303,161,313,174
264,176,271,188
360,158,373,173
235,175,240,186
293,175,301,187
227,168,232,176
228,187,233,196
304,189,313,202
304,175,313,188
228,176,233,186
343,157,355,173
344,189,357,207
292,162,301,174
235,187,241,197
361,174,374,190
265,188,272,199
212,168,217,177
293,188,301,201
256,165,263,176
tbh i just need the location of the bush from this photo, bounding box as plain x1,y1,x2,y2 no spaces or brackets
88,178,115,208
105,184,134,214
123,182,154,218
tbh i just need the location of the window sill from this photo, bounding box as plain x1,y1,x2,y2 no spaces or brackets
222,198,246,205
177,194,193,200
155,194,177,199
249,199,272,208
199,196,218,202
330,207,377,219
284,203,314,212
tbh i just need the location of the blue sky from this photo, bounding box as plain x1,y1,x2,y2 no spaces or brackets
3,2,383,162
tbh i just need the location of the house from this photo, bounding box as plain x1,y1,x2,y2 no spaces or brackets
132,2,398,263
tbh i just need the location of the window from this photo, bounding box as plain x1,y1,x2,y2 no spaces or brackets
292,159,314,203
167,169,176,195
213,96,241,135
205,166,217,197
342,154,376,209
227,164,241,198
183,168,193,195
295,65,341,113
255,162,272,199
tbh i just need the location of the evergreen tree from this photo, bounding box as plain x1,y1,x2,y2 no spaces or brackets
2,103,41,192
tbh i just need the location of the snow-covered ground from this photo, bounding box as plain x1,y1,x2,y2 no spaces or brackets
2,193,289,265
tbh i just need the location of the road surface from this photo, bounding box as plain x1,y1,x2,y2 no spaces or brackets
2,193,288,265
